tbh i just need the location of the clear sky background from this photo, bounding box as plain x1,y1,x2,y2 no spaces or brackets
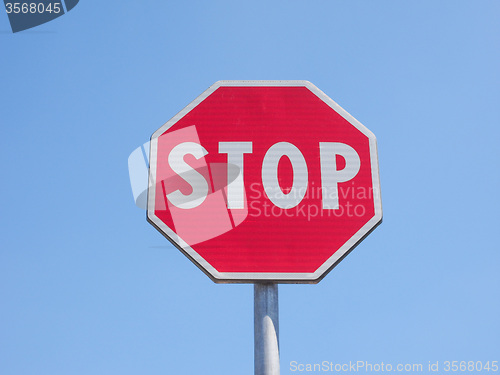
1,1,499,374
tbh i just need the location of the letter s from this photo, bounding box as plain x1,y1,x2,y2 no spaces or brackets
166,142,209,209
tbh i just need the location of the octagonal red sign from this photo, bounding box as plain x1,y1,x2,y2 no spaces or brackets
147,81,382,283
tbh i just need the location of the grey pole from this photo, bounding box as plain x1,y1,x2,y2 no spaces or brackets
254,283,280,375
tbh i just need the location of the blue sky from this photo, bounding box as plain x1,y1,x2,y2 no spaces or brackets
1,1,499,374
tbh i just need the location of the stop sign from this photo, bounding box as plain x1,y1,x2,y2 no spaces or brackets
147,81,382,283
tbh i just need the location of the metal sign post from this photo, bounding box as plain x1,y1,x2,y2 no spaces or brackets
254,283,280,375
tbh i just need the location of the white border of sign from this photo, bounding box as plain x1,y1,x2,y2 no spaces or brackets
147,80,382,283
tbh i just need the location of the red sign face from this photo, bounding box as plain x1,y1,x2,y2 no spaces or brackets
147,81,382,283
